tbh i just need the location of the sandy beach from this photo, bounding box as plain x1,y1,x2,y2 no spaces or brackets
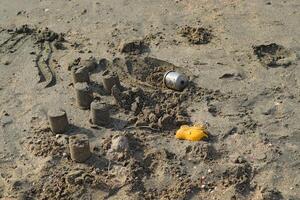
0,0,299,199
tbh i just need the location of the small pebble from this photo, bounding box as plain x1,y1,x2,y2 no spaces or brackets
3,60,11,65
267,143,273,147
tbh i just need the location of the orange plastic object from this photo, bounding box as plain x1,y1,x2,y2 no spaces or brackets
175,125,208,141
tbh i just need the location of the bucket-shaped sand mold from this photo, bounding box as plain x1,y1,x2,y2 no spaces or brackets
69,134,91,162
47,108,69,134
72,66,90,84
90,100,110,126
74,82,93,109
102,74,121,94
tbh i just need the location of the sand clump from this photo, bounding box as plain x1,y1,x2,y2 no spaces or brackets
221,156,253,194
261,187,284,200
68,56,98,72
22,125,67,157
119,40,150,55
13,25,65,48
253,43,297,67
179,25,213,44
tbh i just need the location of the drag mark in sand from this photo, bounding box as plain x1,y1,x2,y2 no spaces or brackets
35,41,56,88
7,34,28,50
0,33,17,49
0,32,30,57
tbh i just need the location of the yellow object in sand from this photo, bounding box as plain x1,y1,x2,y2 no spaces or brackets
175,124,208,141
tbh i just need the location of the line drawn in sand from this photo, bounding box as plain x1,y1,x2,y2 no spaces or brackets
35,41,56,88
0,26,63,88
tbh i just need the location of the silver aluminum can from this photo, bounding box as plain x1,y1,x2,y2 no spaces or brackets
163,71,188,91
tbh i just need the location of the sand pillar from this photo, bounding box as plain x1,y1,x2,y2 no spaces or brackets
69,134,91,162
102,74,120,94
74,82,93,109
48,108,69,134
72,66,90,84
90,100,110,126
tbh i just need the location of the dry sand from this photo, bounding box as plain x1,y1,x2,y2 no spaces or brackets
0,0,300,199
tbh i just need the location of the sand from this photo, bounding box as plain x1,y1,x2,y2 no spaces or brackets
0,0,299,199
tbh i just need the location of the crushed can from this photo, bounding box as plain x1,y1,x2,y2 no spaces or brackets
163,71,188,91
